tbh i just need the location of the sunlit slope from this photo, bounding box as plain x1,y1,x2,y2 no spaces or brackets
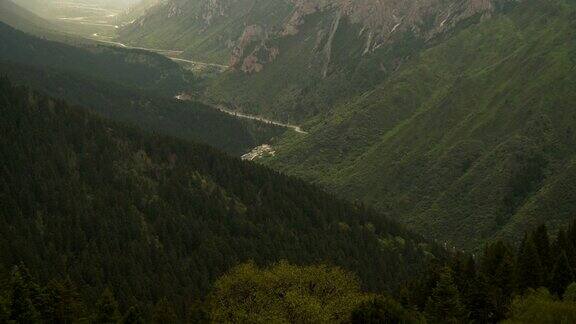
0,0,57,34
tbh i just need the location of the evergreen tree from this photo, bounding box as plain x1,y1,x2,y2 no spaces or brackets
479,241,515,321
465,273,494,323
151,298,178,323
0,295,9,323
425,267,465,323
122,306,144,324
95,288,120,324
563,282,576,302
8,265,41,323
550,251,574,297
553,230,573,261
351,296,421,323
42,279,85,323
532,224,552,273
187,300,209,324
516,235,544,293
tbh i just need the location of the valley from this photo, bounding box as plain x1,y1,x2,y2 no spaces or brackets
0,0,575,322
176,94,308,134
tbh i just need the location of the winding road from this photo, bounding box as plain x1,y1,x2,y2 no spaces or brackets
214,105,308,134
174,95,307,134
92,36,229,70
89,27,304,134
92,37,305,133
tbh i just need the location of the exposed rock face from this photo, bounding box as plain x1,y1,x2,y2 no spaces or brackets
123,0,497,72
226,0,495,72
229,24,265,71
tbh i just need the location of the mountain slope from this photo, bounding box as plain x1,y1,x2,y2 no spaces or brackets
120,0,495,122
0,78,436,312
0,21,189,95
0,0,57,34
0,22,284,155
117,0,165,25
265,0,576,249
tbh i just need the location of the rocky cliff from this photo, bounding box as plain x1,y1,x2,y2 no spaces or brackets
120,0,495,73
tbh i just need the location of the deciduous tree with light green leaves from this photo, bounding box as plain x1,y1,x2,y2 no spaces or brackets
208,261,371,323
504,288,576,324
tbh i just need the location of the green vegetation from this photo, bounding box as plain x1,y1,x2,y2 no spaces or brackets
118,0,293,65
0,21,190,95
0,22,285,155
0,77,434,320
503,288,576,323
0,61,284,156
206,10,426,123
266,0,576,249
209,261,370,323
402,223,576,323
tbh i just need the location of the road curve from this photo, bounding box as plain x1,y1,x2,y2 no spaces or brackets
91,37,229,69
91,35,302,133
174,95,307,134
214,105,308,134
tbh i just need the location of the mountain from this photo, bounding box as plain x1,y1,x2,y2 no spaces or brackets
123,0,576,249
117,0,165,24
0,22,283,155
0,0,57,35
0,77,436,315
0,21,188,94
9,0,60,17
264,0,576,249
120,0,495,122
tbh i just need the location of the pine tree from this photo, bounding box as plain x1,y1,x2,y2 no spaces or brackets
532,224,551,273
8,265,41,323
95,288,120,324
465,273,494,323
563,282,576,302
122,306,144,324
0,295,10,323
550,251,575,296
42,278,85,323
555,229,576,269
152,298,178,323
425,267,465,323
351,296,420,323
516,235,544,293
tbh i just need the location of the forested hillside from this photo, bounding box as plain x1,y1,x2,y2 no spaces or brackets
0,78,436,319
401,223,576,323
117,0,576,249
264,0,576,249
205,222,576,323
0,22,285,155
0,21,189,95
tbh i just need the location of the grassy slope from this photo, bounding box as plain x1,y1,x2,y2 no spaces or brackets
206,11,427,124
266,0,576,249
118,0,292,64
